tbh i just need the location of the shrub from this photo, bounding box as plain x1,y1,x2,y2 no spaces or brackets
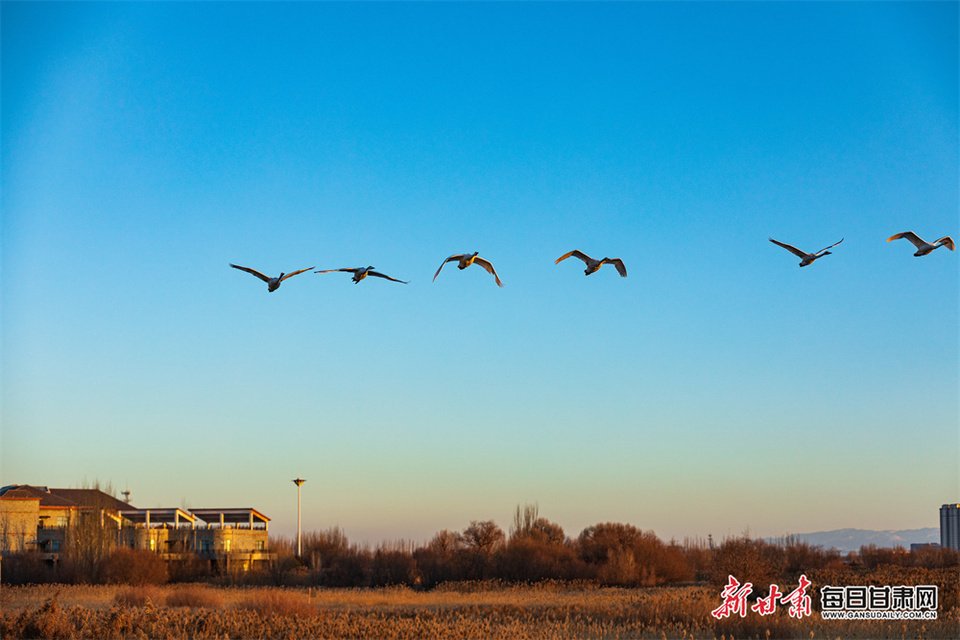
859,544,905,570
496,537,585,582
100,547,168,585
414,531,468,587
709,536,782,589
296,528,375,587
680,536,713,581
321,546,372,587
166,553,211,582
267,548,301,586
782,539,837,579
371,548,420,587
578,522,693,586
0,552,55,585
910,544,960,569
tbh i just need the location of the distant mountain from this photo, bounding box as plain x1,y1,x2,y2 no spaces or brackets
765,528,940,554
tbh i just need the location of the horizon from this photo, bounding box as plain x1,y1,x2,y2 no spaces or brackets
2,2,957,548
1,480,944,553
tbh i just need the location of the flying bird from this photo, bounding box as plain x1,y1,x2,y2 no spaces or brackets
886,231,955,256
769,238,843,267
315,266,408,284
555,250,627,277
229,264,314,292
433,252,503,287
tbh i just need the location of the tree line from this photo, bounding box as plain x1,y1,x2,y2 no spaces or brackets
3,503,957,588
265,504,958,590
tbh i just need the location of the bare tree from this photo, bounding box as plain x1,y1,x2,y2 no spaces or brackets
511,503,539,539
461,520,504,580
62,482,121,583
462,520,505,554
511,503,565,546
428,529,464,554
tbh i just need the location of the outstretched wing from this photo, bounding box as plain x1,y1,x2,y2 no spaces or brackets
816,238,844,256
555,250,591,265
230,264,271,283
433,255,462,281
279,267,315,281
315,268,358,274
768,238,808,258
886,231,924,248
472,256,504,287
369,271,409,284
602,258,627,277
935,236,955,251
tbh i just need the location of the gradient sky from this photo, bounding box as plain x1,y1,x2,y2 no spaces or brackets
2,1,958,546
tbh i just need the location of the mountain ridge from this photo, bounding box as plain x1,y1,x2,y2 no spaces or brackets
764,527,939,554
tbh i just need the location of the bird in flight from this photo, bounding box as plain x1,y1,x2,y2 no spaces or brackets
769,238,843,267
886,231,955,257
315,266,408,284
555,250,627,277
229,264,314,292
433,252,503,287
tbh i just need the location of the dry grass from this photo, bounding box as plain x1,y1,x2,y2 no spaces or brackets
0,581,956,639
113,584,164,607
238,588,316,617
164,585,224,609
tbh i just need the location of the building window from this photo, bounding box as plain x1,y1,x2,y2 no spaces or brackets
201,540,211,552
57,516,68,528
50,540,60,552
256,540,264,551
223,539,231,552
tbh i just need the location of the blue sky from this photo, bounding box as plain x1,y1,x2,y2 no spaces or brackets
2,1,957,545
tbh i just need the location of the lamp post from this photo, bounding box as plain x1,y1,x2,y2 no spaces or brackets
292,478,306,557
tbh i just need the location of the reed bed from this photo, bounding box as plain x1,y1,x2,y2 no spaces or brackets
164,585,225,610
1,582,956,639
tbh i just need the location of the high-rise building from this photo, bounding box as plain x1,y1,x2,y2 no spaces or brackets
940,503,960,551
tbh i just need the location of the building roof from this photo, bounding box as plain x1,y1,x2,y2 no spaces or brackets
0,485,134,510
2,486,270,527
49,488,132,512
189,508,270,525
0,485,43,501
1,485,76,508
119,508,196,525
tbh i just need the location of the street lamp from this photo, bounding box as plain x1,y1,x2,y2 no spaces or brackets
292,477,306,557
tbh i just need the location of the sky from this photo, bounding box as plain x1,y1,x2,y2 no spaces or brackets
2,1,958,546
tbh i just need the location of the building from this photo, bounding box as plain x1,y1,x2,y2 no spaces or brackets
941,503,960,551
0,486,42,553
1,485,128,556
0,485,274,572
118,506,273,571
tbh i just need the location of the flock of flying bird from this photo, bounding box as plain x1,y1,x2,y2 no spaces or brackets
229,230,955,292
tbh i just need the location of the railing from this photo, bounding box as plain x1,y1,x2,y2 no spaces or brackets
118,522,267,531
191,523,268,531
